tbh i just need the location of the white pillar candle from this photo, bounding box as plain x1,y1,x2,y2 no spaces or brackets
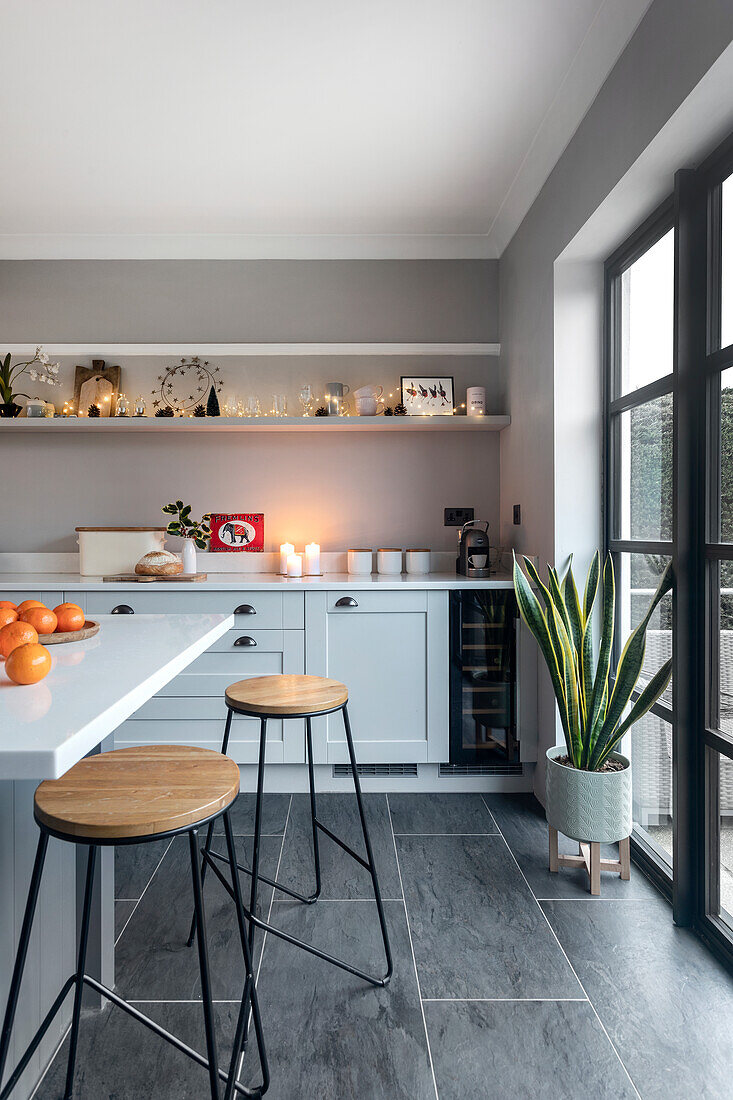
280,542,295,575
304,542,321,575
287,552,303,578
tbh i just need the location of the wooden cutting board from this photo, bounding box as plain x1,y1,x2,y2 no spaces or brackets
102,573,208,583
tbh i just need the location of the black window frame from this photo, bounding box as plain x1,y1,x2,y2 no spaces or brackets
604,128,733,974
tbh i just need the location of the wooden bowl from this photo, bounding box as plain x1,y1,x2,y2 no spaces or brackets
38,620,100,645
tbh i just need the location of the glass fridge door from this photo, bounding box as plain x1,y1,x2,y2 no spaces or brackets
449,589,517,765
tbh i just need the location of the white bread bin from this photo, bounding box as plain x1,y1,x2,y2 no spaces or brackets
76,527,167,576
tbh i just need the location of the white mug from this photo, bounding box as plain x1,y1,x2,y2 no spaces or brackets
354,384,383,400
355,395,384,416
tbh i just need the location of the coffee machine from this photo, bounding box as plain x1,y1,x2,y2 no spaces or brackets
457,520,491,578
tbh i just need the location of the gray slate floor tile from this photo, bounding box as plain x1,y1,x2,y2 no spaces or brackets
276,793,402,900
35,1001,248,1100
388,792,498,834
397,834,581,999
240,899,434,1099
543,896,733,1099
213,792,291,836
485,793,658,899
115,833,282,1000
114,838,172,900
424,999,637,1100
114,900,136,942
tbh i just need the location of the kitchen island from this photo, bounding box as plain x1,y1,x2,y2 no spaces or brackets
0,612,233,1100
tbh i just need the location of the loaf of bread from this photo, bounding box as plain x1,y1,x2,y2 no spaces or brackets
135,550,183,576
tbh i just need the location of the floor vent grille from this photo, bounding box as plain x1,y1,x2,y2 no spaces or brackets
332,763,419,778
439,763,523,777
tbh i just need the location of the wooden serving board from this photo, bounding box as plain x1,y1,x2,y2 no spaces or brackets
102,573,208,583
39,620,100,645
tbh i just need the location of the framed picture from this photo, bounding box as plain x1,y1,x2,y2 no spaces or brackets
400,376,454,416
209,513,264,552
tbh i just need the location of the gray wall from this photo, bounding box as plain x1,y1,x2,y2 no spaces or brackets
499,0,733,797
1,260,501,553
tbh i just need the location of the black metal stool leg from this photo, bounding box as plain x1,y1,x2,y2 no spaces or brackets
248,718,267,954
63,844,97,1100
305,716,322,902
0,831,49,1092
342,704,393,985
222,812,269,1100
189,829,221,1100
188,709,235,947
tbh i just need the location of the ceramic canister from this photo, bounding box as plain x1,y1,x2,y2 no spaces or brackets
377,548,402,575
406,548,431,574
347,548,373,575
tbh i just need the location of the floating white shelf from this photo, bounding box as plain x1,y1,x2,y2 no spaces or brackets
2,415,510,433
7,342,500,357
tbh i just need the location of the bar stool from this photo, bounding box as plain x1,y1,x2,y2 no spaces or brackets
190,675,393,995
0,746,268,1100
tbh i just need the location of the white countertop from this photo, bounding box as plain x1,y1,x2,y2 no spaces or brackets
0,571,514,591
0,613,233,780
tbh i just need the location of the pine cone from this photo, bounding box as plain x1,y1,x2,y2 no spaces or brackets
87,403,100,418
155,406,174,418
193,404,206,417
394,402,407,416
315,406,328,417
383,406,393,416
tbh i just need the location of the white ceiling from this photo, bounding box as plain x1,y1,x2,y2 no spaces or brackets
0,0,651,259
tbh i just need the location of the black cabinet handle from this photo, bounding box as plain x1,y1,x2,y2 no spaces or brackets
111,604,135,614
234,604,256,615
233,636,257,647
335,596,358,608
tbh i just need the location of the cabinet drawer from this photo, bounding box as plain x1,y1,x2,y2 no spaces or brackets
115,719,289,764
85,590,304,628
326,591,427,614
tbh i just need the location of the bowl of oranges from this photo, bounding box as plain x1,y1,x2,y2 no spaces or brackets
0,601,99,686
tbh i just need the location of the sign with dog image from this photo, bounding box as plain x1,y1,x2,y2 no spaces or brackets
208,513,264,552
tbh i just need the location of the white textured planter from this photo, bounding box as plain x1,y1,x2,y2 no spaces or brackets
545,746,632,844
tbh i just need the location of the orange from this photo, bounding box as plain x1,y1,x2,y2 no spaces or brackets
5,642,51,685
0,600,17,611
0,621,38,659
19,607,57,635
16,599,46,614
0,608,18,629
53,603,85,633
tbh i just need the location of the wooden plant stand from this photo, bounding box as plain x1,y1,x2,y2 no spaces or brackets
548,826,630,895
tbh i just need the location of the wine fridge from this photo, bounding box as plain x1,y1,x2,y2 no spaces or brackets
449,589,518,766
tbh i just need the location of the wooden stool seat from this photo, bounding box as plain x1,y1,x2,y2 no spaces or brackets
225,673,348,716
34,745,240,841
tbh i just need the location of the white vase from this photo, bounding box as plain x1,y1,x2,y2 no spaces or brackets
182,540,197,574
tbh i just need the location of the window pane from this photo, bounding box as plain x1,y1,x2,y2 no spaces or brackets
720,366,733,542
617,552,673,704
717,564,733,739
620,228,674,393
708,749,733,930
630,710,673,868
722,174,733,351
617,393,673,541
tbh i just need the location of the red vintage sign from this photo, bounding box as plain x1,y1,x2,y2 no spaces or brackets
208,513,264,552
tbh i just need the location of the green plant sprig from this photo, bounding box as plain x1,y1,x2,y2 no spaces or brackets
162,500,211,550
513,550,673,771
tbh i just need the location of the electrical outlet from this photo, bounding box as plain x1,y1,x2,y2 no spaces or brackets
513,504,521,525
444,507,474,527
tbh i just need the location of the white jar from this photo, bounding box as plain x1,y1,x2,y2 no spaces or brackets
377,548,402,575
466,386,486,417
347,548,373,575
406,549,431,574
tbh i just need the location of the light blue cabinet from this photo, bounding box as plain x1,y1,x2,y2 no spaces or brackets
305,590,449,764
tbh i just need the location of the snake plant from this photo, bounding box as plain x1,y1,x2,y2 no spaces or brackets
513,551,673,771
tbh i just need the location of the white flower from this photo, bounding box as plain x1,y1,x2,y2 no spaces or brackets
39,352,49,364
29,368,38,380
